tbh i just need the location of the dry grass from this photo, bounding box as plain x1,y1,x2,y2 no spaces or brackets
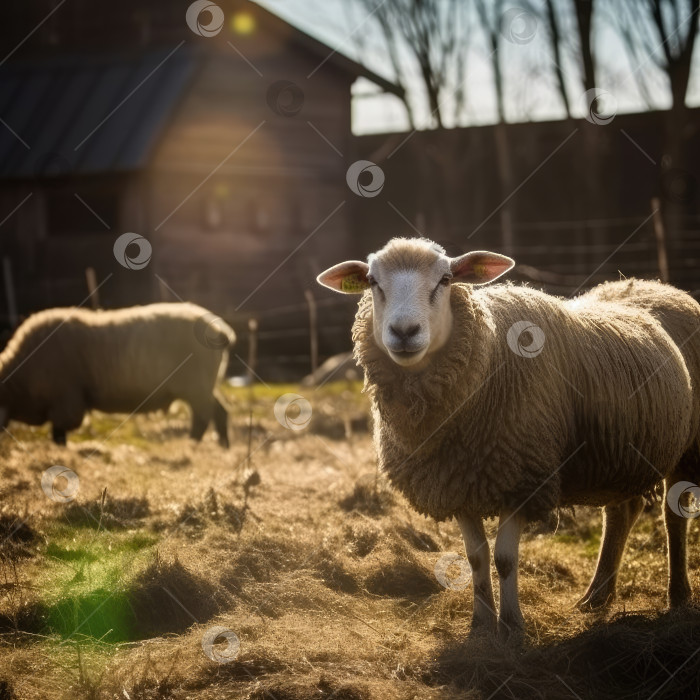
0,381,699,699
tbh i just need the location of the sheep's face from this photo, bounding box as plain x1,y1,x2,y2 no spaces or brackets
317,238,515,368
365,251,452,366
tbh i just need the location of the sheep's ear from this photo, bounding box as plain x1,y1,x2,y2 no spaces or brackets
450,251,514,285
317,261,370,294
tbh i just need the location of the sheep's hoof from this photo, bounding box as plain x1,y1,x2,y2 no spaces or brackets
668,584,692,609
469,615,496,638
576,589,614,612
497,615,524,644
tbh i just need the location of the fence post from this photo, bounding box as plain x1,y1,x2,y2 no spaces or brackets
247,318,258,384
304,288,318,376
85,267,100,308
651,197,669,283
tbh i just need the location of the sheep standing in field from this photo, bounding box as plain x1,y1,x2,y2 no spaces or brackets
0,303,235,446
318,237,699,639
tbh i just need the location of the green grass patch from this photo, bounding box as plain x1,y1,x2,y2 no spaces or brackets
221,380,367,419
37,529,159,611
554,530,601,559
40,557,226,642
70,413,156,448
11,527,226,642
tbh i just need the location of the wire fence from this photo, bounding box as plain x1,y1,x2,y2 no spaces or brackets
2,212,698,379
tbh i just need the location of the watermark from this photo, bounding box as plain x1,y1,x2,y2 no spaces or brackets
194,312,231,349
186,0,225,37
201,626,240,663
500,7,538,45
434,553,472,591
581,89,617,126
266,81,304,117
666,481,700,519
661,168,697,205
41,465,80,503
346,160,385,198
506,321,545,358
274,393,312,431
113,232,152,270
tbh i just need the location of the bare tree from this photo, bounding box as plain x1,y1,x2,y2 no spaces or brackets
543,0,572,118
474,0,507,121
574,0,597,95
357,0,471,129
648,0,700,111
539,0,598,119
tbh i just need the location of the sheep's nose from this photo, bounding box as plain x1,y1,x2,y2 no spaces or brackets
389,323,420,341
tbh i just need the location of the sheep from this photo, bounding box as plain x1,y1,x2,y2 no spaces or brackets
0,302,235,447
317,237,698,640
571,279,700,611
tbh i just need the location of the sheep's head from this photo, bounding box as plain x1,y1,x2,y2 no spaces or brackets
317,237,514,368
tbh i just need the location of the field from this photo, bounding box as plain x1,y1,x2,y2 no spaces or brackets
1,382,699,700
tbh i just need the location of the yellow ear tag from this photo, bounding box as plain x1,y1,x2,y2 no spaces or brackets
341,273,370,293
473,263,487,279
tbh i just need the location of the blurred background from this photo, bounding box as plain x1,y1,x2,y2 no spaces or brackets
0,0,698,380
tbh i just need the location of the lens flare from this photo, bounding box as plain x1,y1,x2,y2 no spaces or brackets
231,12,256,35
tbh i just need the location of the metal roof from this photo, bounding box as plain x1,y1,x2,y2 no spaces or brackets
0,47,196,179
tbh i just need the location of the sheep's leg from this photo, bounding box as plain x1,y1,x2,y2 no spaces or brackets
456,513,496,633
49,397,84,445
213,396,229,448
190,413,210,442
188,394,215,442
51,426,67,445
578,496,644,611
665,502,691,608
494,510,526,641
664,455,697,607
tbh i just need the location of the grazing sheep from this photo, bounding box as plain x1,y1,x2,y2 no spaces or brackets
0,303,235,446
318,237,698,639
573,279,700,611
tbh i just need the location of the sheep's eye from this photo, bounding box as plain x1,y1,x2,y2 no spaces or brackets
439,274,452,286
367,276,385,299
430,275,452,303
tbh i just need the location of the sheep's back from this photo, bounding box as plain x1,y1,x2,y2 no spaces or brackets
476,286,692,509
0,303,234,414
576,279,700,452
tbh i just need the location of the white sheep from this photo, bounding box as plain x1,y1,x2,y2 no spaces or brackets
318,237,698,639
0,303,235,446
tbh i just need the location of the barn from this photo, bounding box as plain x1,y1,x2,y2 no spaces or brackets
0,0,403,378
